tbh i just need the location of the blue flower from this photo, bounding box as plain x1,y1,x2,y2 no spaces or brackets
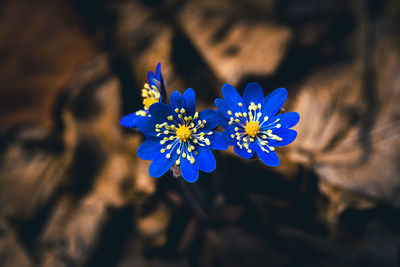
135,88,228,182
120,63,163,128
215,83,299,167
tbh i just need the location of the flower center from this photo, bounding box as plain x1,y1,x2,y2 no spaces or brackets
143,97,159,110
176,125,192,141
244,121,260,137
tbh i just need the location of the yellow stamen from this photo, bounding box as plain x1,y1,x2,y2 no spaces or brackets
244,121,260,137
176,125,192,141
143,97,158,110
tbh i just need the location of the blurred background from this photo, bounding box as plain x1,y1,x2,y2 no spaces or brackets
0,0,399,266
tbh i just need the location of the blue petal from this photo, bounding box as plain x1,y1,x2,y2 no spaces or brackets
218,115,231,130
234,145,254,159
120,112,142,128
255,145,280,167
199,109,221,130
149,146,179,178
243,82,264,107
221,129,236,145
148,103,172,122
213,101,232,130
148,72,156,88
148,70,155,82
261,88,288,117
215,98,231,120
196,146,216,173
148,63,161,89
170,90,186,118
272,112,300,133
222,84,245,112
137,137,162,160
269,129,297,147
208,132,228,150
181,154,199,183
155,62,161,81
183,88,196,115
135,116,157,136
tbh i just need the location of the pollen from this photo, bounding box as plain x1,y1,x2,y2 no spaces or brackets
143,97,159,110
244,121,260,137
176,125,192,141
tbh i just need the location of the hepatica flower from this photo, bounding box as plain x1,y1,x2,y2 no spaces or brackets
135,89,227,182
216,83,299,167
120,63,164,128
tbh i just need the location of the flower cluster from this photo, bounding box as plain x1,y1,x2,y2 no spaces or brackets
121,63,299,182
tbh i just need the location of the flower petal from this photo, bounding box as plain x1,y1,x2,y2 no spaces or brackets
215,98,232,120
199,109,221,130
170,90,187,118
135,116,157,136
148,63,161,89
269,129,297,147
234,145,254,159
208,132,228,150
148,103,172,121
149,146,179,178
218,116,231,130
137,137,162,160
255,145,280,167
181,154,199,183
261,88,288,117
221,129,236,145
272,112,300,133
243,82,264,107
222,84,244,112
183,88,196,115
197,146,216,173
148,71,155,84
155,62,161,81
120,112,141,128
